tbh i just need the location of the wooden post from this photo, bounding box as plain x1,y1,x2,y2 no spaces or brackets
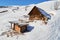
11,23,12,29
9,22,12,29
9,21,14,29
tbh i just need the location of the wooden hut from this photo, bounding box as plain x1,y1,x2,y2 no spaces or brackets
9,21,28,33
28,6,51,23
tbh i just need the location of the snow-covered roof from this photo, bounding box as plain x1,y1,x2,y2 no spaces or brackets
9,21,28,27
38,8,51,19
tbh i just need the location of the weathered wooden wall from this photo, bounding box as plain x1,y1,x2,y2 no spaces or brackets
29,6,48,22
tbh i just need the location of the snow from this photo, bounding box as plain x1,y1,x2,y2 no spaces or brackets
0,1,60,40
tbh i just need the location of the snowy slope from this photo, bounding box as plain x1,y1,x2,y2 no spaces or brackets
0,1,60,40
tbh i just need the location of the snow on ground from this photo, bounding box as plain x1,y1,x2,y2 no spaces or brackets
0,1,60,40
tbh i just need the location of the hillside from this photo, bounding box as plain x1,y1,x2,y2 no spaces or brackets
0,1,60,40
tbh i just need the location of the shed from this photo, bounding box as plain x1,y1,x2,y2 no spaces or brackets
9,21,28,33
28,6,51,23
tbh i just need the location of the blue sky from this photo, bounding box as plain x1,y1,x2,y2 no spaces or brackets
0,0,49,6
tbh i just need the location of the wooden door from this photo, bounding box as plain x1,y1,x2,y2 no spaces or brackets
15,25,20,33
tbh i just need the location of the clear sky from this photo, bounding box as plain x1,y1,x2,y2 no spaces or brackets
0,0,49,6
